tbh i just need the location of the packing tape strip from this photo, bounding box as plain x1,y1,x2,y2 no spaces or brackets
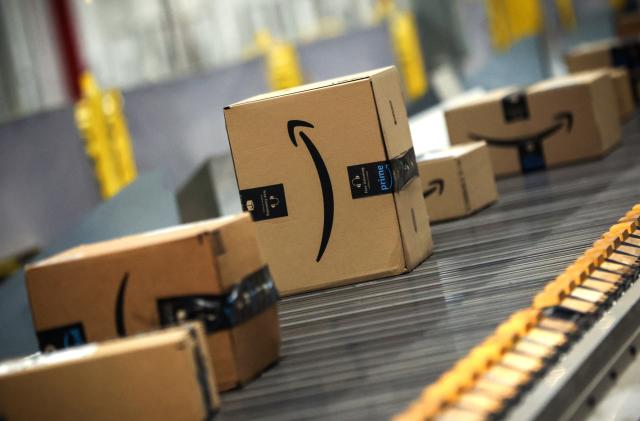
157,266,279,333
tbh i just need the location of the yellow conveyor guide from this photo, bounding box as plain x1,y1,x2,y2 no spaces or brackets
396,205,640,421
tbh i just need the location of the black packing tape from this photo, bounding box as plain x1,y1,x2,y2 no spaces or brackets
347,147,418,199
390,148,419,192
157,266,279,333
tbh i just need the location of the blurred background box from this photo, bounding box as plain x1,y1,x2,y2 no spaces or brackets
445,70,620,176
608,68,636,121
0,323,219,421
565,39,619,72
417,142,497,223
565,38,640,100
616,12,640,38
572,68,635,122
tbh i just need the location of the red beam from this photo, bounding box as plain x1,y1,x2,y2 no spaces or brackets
50,0,83,100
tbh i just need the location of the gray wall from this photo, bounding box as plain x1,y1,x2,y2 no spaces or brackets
0,25,394,259
0,107,101,258
0,172,179,360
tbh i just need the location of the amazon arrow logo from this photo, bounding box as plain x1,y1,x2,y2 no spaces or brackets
468,112,573,172
469,112,573,147
423,179,444,199
287,120,334,262
115,272,129,336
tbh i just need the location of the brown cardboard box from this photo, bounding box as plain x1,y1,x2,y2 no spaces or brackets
565,39,616,73
616,13,640,38
25,214,280,391
572,68,635,122
565,38,640,101
0,323,219,421
609,68,635,122
417,142,498,222
445,71,621,177
224,66,433,295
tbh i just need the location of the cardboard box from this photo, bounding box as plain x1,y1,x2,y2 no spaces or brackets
445,71,621,177
616,13,640,38
565,38,640,101
25,214,280,391
224,67,433,295
609,68,635,122
572,68,635,122
0,323,219,421
224,67,432,294
417,142,498,222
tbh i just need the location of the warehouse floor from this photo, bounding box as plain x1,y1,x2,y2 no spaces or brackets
218,117,640,420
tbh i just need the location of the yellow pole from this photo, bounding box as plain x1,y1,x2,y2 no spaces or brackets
486,0,543,51
555,0,577,30
389,9,429,100
103,90,137,185
256,30,304,91
74,72,137,199
375,0,429,100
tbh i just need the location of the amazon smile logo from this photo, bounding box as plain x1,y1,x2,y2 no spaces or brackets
469,112,573,148
468,112,573,172
287,120,334,262
115,272,129,336
423,179,444,199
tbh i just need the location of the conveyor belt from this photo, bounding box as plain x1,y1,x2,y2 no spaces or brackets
218,118,640,421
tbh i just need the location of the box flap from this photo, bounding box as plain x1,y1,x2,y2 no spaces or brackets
29,214,250,268
608,67,629,78
457,142,498,213
418,142,486,162
444,86,520,110
528,70,609,93
588,70,621,152
227,66,393,107
568,38,618,56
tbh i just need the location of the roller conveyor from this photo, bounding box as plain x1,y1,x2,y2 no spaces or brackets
218,118,640,421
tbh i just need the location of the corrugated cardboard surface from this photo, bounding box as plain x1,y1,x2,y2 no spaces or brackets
419,157,465,221
587,72,624,154
0,324,218,421
370,69,432,269
458,143,498,213
25,214,280,391
609,68,635,122
616,13,640,38
565,40,640,103
445,71,620,176
417,143,497,222
565,42,612,73
225,67,432,295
